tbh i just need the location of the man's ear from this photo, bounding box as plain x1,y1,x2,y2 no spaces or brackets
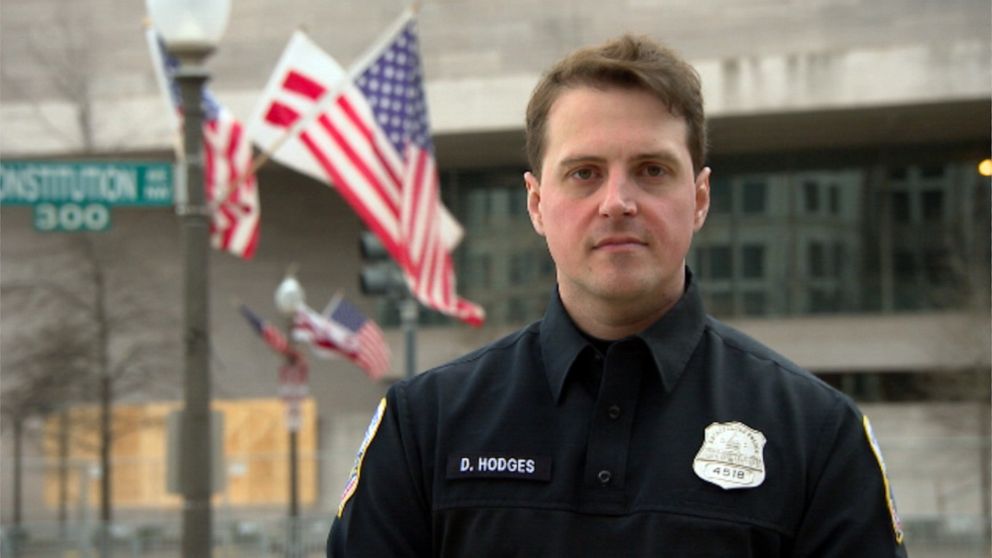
524,171,545,236
693,167,711,232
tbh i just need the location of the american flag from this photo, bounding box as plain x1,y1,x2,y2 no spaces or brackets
238,304,294,357
292,299,390,381
146,29,260,260
247,11,484,325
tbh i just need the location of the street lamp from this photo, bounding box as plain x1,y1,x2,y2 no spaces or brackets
146,1,230,557
274,274,305,558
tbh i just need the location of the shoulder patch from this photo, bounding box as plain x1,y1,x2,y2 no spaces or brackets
337,397,387,518
863,415,904,544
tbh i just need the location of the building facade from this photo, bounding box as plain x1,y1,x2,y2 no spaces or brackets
1,0,990,554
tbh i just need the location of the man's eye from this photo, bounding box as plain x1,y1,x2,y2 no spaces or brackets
571,168,595,180
643,165,666,177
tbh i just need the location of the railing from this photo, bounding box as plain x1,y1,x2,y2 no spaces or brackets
0,516,331,558
1,514,990,557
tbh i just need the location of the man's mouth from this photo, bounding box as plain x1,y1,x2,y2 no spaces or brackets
593,236,645,250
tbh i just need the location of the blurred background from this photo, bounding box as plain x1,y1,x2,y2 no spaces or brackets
1,0,989,556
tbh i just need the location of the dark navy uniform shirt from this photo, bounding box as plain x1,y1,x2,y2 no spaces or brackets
329,273,909,557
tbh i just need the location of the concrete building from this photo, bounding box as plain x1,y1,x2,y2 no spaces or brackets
2,0,989,554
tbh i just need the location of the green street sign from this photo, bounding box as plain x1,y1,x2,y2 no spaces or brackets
0,161,174,207
33,202,111,232
0,161,174,232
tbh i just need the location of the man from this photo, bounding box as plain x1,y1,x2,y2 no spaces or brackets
328,35,908,557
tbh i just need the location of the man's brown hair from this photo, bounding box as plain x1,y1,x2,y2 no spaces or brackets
525,35,707,177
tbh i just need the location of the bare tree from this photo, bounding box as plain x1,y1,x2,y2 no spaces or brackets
1,232,179,554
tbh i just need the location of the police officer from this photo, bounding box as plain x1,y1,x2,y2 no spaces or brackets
328,35,909,557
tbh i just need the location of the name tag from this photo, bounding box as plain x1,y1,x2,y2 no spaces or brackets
447,453,552,481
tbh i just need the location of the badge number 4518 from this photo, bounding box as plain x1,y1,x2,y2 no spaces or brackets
703,464,753,484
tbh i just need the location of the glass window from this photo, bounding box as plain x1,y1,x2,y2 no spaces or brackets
833,242,846,279
920,164,945,179
829,185,841,215
809,288,836,313
508,188,528,218
921,190,944,222
890,191,911,223
509,253,529,283
473,253,492,289
894,251,917,275
804,180,820,213
741,291,767,316
466,189,491,224
888,166,908,181
808,242,826,278
924,249,951,285
741,244,765,279
741,181,767,214
707,245,732,280
710,177,733,214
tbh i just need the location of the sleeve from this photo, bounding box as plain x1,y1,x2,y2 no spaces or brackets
327,383,432,557
793,398,909,557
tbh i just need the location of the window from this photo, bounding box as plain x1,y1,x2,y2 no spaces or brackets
809,288,836,313
710,177,733,214
706,245,733,280
920,164,945,179
741,181,767,214
890,191,911,223
808,242,826,278
833,242,846,279
829,185,841,215
894,251,917,275
924,249,952,285
921,190,944,222
804,180,820,213
471,253,492,289
741,291,767,316
741,244,765,279
509,253,529,283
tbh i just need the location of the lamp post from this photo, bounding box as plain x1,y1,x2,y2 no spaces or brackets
274,274,306,558
146,2,230,557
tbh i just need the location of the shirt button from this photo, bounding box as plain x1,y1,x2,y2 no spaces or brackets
597,470,612,485
607,405,621,420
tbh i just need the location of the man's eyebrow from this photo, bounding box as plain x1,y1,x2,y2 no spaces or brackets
557,155,606,168
556,151,684,168
631,150,683,165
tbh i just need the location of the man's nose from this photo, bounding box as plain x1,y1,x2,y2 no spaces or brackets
599,173,637,217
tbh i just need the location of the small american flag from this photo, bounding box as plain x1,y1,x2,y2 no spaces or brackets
327,297,390,381
247,10,484,325
238,304,293,356
292,299,390,381
146,29,260,260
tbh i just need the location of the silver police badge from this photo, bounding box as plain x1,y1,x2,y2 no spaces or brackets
693,421,767,490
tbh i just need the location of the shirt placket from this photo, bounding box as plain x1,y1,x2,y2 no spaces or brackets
579,340,643,513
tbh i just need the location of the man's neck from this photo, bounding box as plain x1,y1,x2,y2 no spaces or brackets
560,282,685,341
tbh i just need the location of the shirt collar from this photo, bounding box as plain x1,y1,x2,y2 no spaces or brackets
539,268,707,403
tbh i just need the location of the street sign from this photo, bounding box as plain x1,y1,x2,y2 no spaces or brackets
33,202,111,232
0,161,174,232
279,359,310,433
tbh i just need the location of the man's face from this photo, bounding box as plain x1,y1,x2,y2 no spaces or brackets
525,85,710,322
